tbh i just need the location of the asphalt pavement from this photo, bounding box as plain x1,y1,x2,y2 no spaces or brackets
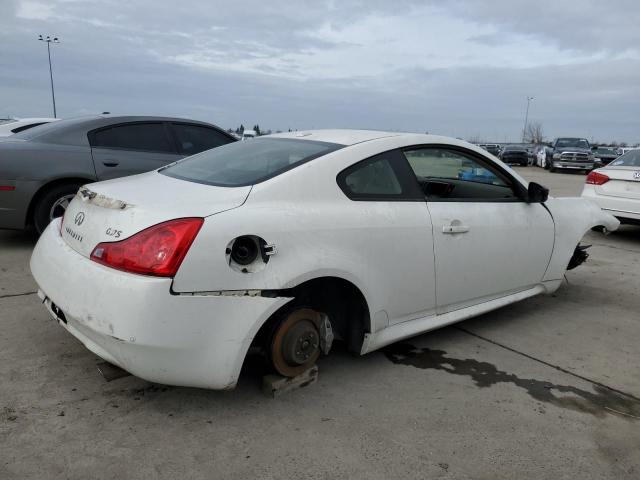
1,167,638,479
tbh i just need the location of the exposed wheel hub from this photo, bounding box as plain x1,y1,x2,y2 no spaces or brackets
270,308,322,377
283,321,319,365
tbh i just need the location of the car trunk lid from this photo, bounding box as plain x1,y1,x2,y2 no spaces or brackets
595,167,640,200
61,171,251,258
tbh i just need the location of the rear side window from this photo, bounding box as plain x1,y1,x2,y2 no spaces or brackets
90,123,174,153
171,123,233,155
160,137,342,187
337,150,422,201
340,154,403,199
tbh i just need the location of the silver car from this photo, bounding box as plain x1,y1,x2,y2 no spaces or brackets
0,115,235,232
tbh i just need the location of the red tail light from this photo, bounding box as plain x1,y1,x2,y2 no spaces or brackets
90,218,203,277
586,171,610,185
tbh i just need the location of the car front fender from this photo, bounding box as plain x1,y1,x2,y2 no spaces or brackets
542,197,619,281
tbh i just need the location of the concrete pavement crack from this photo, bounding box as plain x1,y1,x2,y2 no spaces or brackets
0,291,37,300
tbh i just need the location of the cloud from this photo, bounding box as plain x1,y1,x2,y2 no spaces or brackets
0,0,638,143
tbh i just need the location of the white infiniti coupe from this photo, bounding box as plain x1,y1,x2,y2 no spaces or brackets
30,130,618,389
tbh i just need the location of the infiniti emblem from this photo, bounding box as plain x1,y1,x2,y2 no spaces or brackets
74,212,85,226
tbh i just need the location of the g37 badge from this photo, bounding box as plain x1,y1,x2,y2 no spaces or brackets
105,227,122,238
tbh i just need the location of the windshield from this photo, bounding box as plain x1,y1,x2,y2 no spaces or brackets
594,148,616,154
609,150,640,167
160,137,343,187
555,138,590,149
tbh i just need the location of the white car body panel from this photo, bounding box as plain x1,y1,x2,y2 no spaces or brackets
542,197,619,281
426,201,554,313
61,171,251,258
581,166,640,222
32,221,289,389
30,130,619,389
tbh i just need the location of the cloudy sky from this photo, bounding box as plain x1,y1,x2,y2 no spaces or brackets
1,0,638,143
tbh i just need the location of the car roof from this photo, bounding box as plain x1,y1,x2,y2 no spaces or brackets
268,129,402,146
11,114,228,145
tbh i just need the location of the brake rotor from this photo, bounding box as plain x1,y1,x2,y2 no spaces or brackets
270,308,322,377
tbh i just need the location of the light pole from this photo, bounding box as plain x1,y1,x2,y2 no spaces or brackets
38,35,60,118
522,96,533,142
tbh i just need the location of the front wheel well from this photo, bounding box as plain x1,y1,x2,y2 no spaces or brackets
26,177,93,226
254,277,371,354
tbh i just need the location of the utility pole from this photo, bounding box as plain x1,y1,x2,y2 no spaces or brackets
522,96,533,142
38,35,60,118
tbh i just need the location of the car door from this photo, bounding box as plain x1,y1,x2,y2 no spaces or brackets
169,122,235,156
402,146,555,314
89,122,182,180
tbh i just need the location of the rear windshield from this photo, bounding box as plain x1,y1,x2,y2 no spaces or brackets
609,150,640,167
160,137,342,186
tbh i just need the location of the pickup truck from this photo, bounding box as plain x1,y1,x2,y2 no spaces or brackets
546,137,595,173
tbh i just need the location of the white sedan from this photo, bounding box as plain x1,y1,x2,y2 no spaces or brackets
582,149,640,225
30,130,618,389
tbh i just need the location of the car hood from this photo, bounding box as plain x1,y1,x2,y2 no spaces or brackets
60,171,251,258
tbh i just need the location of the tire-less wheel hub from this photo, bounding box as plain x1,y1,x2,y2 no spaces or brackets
271,308,322,377
283,320,319,365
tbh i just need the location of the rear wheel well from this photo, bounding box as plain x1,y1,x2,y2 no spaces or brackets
26,177,93,226
255,277,371,354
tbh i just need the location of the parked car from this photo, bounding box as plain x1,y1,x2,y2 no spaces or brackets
478,143,501,156
30,130,618,390
616,147,640,156
0,117,58,137
591,146,619,168
0,115,236,232
499,144,529,166
547,137,595,172
582,149,640,226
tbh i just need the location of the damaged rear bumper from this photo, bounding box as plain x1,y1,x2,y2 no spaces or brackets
30,221,291,389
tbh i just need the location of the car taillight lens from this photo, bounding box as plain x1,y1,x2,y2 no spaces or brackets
586,171,610,185
90,218,203,277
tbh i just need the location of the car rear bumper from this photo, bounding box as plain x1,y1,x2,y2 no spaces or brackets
30,220,291,389
582,186,640,221
502,156,528,165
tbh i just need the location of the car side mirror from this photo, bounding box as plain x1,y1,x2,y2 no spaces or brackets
527,182,549,203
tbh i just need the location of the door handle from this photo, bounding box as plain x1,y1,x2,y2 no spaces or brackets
102,161,119,167
442,224,470,234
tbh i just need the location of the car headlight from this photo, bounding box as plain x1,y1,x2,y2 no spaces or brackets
553,153,561,159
